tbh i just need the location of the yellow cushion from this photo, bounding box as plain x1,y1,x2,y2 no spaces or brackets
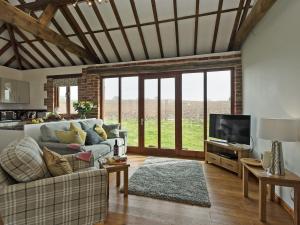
69,122,87,143
94,124,107,140
55,130,85,145
42,147,73,177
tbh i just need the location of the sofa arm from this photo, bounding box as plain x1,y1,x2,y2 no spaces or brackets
39,141,84,155
0,169,108,225
64,154,95,171
119,130,128,153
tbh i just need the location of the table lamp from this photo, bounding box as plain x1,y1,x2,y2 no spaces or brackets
258,118,299,176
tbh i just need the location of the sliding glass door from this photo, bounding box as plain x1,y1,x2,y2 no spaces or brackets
101,69,233,158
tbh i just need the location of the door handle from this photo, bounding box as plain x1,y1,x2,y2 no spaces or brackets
140,118,144,126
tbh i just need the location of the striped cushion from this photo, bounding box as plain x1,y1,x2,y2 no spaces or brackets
0,136,49,182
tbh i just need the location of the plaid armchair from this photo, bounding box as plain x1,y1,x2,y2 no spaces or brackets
0,154,108,225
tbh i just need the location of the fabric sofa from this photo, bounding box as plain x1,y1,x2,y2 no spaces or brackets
24,119,128,166
0,146,107,225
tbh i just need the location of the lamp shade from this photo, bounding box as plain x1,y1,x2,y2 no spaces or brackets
258,118,299,142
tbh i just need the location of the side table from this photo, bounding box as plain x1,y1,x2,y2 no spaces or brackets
103,163,130,199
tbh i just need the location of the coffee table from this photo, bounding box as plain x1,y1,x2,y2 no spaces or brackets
103,163,130,198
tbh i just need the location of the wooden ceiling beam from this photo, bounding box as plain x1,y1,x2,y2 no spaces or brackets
0,0,98,63
0,24,6,35
129,0,149,59
91,1,122,62
6,24,23,69
74,5,109,63
18,43,45,68
17,0,86,11
60,6,100,63
39,3,58,27
4,55,16,67
194,0,200,55
0,42,11,57
110,0,135,61
173,0,179,57
233,0,277,50
238,0,252,30
228,0,245,50
151,0,164,58
211,0,223,53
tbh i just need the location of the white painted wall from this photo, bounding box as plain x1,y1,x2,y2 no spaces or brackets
242,0,300,209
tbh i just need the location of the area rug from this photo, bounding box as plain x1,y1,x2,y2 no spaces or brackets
127,157,211,207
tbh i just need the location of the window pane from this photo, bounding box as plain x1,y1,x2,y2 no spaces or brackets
70,86,78,114
121,77,139,147
57,86,67,114
160,78,175,149
103,78,119,124
144,79,158,148
207,71,231,137
182,73,204,151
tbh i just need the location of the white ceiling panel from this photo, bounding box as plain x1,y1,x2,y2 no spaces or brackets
114,0,136,26
9,60,19,69
0,39,8,49
178,18,195,56
18,30,36,41
177,0,196,18
109,30,132,62
54,10,75,35
0,30,9,40
197,15,216,54
160,22,177,58
135,0,154,24
79,4,103,31
156,0,174,21
65,51,84,65
1,48,15,65
85,34,105,63
223,0,240,10
67,5,88,33
31,42,61,67
19,49,40,69
125,28,146,60
8,0,20,6
69,36,85,48
21,43,48,67
44,41,73,66
95,32,118,63
142,25,160,59
97,2,119,29
199,0,219,14
215,11,236,52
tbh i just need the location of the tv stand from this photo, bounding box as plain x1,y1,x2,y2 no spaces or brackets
205,140,250,178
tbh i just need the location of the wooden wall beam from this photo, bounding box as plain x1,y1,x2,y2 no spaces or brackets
39,3,58,27
194,0,200,55
0,0,98,62
6,24,23,69
233,0,277,50
211,0,223,53
151,0,164,58
173,0,180,57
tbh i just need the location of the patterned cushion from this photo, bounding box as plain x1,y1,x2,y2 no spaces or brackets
43,147,73,177
103,123,120,138
94,124,108,140
0,136,49,182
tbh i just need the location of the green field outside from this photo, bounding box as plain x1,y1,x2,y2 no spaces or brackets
121,119,204,151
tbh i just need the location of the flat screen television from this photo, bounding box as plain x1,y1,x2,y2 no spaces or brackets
209,114,251,145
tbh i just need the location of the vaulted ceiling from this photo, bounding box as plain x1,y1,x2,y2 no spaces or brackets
0,0,257,70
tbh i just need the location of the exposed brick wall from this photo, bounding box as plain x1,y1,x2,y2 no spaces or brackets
44,78,54,112
233,64,243,114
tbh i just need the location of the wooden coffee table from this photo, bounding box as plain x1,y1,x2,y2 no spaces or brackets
103,163,130,198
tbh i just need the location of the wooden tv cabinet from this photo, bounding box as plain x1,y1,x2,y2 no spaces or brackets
205,140,250,177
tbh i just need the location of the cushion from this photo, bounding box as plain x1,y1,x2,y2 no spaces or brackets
43,147,73,177
103,123,120,138
55,130,85,145
94,124,108,140
0,137,49,182
80,119,103,130
0,166,15,188
75,151,93,162
81,122,104,145
70,122,87,143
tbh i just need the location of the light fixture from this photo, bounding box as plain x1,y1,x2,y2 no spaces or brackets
72,0,108,7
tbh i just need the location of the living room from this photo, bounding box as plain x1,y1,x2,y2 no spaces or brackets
0,0,299,225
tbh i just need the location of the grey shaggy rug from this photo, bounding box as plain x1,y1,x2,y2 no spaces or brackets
128,157,211,207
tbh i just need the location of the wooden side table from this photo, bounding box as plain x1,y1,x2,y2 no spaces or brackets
241,160,300,224
103,163,130,199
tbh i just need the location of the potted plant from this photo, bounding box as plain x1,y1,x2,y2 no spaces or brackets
73,101,95,119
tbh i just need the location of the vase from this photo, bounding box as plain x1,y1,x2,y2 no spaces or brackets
80,113,87,119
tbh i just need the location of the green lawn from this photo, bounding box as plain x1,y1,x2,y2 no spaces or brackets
121,119,204,151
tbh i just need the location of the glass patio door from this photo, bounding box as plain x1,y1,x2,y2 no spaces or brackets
140,75,176,154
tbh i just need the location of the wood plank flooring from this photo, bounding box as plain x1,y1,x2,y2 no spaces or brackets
100,154,294,225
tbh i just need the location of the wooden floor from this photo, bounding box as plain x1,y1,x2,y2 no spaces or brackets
101,154,294,225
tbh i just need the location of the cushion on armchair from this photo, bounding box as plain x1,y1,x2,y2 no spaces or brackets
80,122,104,145
0,137,50,182
94,124,108,140
103,123,120,138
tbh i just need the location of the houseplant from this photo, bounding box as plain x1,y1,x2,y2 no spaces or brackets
73,101,95,119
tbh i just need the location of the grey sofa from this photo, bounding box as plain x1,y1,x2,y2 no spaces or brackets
26,119,127,165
